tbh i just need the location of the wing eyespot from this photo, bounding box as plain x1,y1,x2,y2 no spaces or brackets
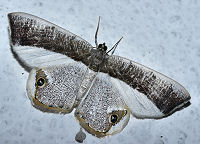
36,77,46,88
109,114,118,124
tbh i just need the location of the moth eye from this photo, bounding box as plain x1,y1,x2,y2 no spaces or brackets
109,114,118,124
98,44,102,48
36,77,45,87
104,46,107,51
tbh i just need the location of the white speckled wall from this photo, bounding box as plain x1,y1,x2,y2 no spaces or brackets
0,0,199,144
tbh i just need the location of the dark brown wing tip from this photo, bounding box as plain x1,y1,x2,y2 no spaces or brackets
163,99,191,119
7,13,12,29
8,12,29,22
7,13,11,18
7,12,14,17
7,12,18,19
183,101,191,108
8,12,24,16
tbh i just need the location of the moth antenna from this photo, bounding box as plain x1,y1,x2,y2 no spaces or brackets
107,36,123,55
95,16,101,48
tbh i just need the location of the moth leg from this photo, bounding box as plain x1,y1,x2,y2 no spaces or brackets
74,68,97,106
95,16,101,48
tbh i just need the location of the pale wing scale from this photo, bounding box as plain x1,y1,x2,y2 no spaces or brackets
111,77,164,118
101,55,190,118
10,45,75,69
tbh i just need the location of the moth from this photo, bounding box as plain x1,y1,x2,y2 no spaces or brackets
8,12,190,141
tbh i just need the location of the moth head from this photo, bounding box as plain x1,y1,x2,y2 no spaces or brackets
27,67,76,114
98,43,107,51
75,105,130,138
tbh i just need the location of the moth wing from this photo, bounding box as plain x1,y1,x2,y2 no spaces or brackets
7,12,94,113
75,72,130,138
28,62,88,114
8,12,93,71
101,55,191,119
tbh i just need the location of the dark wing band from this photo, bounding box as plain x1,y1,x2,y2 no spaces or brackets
8,12,93,70
101,55,190,117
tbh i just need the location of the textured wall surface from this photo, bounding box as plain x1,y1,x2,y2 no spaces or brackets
0,0,199,144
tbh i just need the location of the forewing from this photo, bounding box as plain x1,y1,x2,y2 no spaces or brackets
75,72,130,138
8,12,93,71
101,55,190,119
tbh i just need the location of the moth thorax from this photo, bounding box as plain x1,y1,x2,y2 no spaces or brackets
89,49,108,71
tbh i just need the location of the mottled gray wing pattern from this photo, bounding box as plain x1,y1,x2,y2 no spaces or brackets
75,72,130,137
8,12,93,71
101,55,190,118
27,63,88,114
